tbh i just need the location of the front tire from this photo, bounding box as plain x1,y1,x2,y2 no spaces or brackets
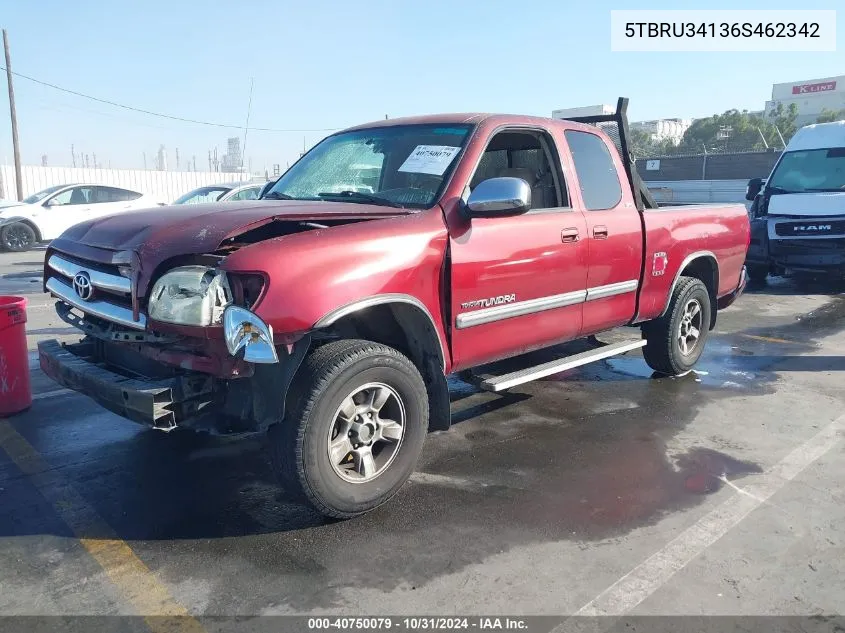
268,339,428,518
1,222,37,252
642,276,711,376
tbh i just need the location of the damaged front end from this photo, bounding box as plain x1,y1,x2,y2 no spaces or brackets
39,240,308,434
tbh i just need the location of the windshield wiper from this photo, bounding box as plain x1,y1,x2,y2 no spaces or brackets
263,191,295,200
317,190,402,208
803,187,845,192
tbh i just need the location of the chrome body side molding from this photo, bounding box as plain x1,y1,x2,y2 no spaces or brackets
455,279,639,329
456,289,587,329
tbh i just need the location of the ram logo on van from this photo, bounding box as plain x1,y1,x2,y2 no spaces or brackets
793,224,832,233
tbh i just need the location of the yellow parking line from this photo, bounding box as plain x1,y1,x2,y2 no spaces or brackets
0,420,206,633
738,333,801,345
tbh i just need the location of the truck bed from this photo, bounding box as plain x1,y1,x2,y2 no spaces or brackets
636,203,750,323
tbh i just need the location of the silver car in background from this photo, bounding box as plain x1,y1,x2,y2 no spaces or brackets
173,182,266,204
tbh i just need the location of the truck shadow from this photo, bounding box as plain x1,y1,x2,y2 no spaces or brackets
1,296,843,609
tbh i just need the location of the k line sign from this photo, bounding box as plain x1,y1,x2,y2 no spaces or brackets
792,81,837,94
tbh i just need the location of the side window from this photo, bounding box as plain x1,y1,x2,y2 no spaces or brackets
63,187,92,205
564,130,622,210
230,186,260,201
89,187,114,203
107,187,142,201
47,189,73,206
469,131,568,211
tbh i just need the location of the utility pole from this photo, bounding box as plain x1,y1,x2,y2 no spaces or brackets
3,29,23,200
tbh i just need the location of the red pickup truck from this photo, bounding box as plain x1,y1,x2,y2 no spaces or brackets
39,99,749,518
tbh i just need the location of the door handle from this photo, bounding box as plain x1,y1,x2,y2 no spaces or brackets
593,225,608,239
561,227,580,243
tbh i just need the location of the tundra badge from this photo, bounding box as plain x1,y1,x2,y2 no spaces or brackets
461,294,517,310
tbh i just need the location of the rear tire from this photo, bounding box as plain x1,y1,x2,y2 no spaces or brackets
267,339,428,519
747,264,768,284
642,276,711,376
1,222,37,252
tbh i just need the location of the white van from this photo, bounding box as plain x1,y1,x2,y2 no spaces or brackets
745,120,845,281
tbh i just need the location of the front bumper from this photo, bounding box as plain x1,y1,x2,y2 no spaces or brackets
767,239,845,273
38,339,216,430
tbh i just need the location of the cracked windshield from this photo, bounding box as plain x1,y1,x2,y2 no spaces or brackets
266,124,470,208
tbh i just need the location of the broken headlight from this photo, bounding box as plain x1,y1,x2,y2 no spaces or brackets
147,266,231,326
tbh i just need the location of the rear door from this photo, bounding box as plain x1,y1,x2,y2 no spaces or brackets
85,186,139,218
562,129,643,334
448,127,589,369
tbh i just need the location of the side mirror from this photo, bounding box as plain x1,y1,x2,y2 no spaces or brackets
44,198,59,207
465,177,531,218
745,178,765,201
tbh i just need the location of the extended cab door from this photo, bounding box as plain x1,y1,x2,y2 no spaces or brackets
561,129,643,334
448,128,589,369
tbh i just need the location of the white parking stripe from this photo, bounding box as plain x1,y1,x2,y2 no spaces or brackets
552,411,845,629
32,388,72,401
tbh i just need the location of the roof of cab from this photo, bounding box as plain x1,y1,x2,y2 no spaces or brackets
342,112,598,134
786,120,845,152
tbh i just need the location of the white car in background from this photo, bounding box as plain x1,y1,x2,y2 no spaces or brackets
173,182,265,204
0,183,159,252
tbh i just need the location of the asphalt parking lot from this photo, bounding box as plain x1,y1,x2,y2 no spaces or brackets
1,247,844,624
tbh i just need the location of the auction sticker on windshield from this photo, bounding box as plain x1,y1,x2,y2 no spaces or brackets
398,145,461,175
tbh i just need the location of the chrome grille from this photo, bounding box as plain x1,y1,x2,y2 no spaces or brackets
46,254,146,330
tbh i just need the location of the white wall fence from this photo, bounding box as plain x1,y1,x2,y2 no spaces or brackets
0,165,258,204
646,179,751,208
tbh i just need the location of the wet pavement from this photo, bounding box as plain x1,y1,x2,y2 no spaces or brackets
1,249,845,618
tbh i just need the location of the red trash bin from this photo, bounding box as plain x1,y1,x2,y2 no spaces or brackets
0,296,31,416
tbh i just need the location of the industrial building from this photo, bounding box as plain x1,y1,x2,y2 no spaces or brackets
765,75,845,126
551,105,692,144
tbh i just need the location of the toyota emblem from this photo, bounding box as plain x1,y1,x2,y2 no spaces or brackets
73,271,94,301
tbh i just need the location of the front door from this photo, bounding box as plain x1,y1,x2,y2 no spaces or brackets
449,128,588,370
37,186,93,239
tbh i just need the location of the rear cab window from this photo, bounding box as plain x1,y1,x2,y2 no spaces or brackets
564,130,623,210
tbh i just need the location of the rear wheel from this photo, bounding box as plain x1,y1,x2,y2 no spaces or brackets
642,276,711,375
267,339,428,518
1,222,37,252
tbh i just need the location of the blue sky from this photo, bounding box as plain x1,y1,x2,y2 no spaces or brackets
0,0,842,172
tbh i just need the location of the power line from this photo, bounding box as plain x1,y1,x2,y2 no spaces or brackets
0,65,340,133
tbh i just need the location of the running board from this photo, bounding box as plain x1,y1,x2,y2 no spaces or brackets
477,339,647,392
